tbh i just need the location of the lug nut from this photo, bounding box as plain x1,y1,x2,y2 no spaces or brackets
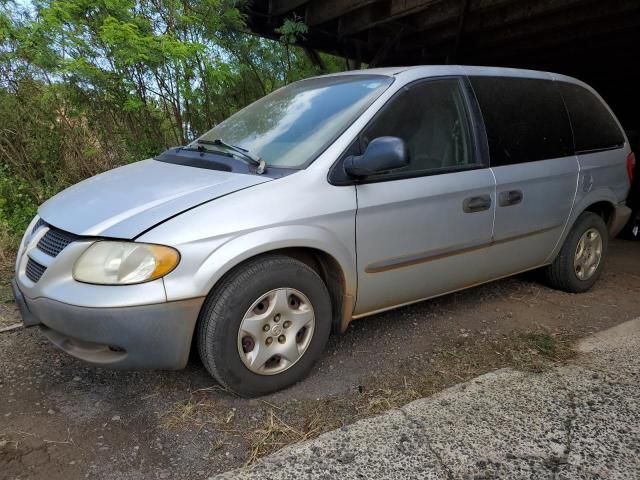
283,321,291,329
278,335,286,344
263,324,270,332
274,314,281,322
266,337,273,345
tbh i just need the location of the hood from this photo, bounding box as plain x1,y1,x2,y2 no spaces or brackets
38,159,271,238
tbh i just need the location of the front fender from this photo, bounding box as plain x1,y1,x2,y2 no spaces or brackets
161,225,357,303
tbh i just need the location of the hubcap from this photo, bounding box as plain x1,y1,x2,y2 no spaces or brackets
574,228,603,281
237,288,315,375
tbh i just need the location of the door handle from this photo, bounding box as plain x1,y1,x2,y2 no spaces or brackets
499,189,523,207
463,194,492,213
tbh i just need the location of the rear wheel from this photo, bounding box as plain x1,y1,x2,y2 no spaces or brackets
197,255,331,397
544,212,608,293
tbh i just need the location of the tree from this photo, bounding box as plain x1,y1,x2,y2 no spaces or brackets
0,0,344,245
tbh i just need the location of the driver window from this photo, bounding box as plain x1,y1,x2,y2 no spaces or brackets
361,78,477,177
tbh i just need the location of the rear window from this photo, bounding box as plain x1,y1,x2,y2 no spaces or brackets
470,76,573,166
557,82,625,153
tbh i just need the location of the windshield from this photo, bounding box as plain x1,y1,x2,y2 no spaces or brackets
194,75,393,168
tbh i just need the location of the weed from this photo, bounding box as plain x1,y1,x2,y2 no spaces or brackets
246,410,322,465
523,332,560,355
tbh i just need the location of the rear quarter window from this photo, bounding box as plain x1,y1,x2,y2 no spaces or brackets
557,82,625,153
470,76,573,166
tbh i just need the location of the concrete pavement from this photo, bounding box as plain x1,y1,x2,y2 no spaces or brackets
216,318,640,479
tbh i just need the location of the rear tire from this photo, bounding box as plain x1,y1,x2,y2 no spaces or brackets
197,254,332,397
544,212,608,293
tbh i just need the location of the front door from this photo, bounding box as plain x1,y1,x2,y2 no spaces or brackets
353,78,496,316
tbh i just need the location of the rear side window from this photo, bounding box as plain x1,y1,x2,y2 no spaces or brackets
470,76,573,166
557,82,625,153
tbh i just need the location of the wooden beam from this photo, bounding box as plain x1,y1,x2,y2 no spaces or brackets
269,0,309,16
369,27,406,67
397,4,640,66
305,0,379,26
339,0,446,36
472,11,640,61
400,0,606,54
441,0,637,53
459,0,597,34
409,0,515,32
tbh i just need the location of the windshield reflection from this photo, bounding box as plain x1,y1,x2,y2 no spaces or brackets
196,75,393,168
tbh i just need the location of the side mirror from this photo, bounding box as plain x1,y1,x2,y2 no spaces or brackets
344,136,409,178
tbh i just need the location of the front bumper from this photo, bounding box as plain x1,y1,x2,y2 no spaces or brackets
11,279,204,370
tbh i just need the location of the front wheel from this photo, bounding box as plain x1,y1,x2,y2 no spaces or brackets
197,255,332,397
544,212,608,293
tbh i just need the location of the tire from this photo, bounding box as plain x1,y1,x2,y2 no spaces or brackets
544,212,608,293
197,254,332,397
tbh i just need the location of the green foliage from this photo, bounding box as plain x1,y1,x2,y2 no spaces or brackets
523,333,560,356
275,16,308,45
0,174,39,243
0,1,345,249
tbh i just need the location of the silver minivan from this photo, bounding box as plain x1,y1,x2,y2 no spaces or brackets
12,66,635,396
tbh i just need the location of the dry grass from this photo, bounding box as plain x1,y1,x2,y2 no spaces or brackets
162,397,210,429
245,409,324,465
160,329,577,466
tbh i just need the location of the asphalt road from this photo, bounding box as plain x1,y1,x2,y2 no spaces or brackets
1,239,639,479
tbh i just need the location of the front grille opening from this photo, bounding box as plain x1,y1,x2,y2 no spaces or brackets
37,227,79,258
24,222,82,284
32,218,47,234
25,258,47,283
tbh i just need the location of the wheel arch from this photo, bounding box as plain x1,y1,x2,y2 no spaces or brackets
547,189,618,263
192,227,357,334
583,200,615,230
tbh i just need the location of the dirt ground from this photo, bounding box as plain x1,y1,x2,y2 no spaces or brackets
1,239,639,480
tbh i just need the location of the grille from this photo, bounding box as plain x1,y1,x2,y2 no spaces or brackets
25,258,47,283
37,227,79,258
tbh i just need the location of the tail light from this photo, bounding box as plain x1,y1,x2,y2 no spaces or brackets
628,151,636,185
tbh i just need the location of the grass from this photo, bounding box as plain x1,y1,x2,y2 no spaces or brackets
0,241,19,329
523,332,566,355
246,410,324,465
161,329,577,466
0,233,16,304
162,397,208,428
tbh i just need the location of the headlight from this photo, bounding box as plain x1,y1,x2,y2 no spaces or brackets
73,241,180,285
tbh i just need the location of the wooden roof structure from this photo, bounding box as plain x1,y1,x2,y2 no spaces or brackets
245,0,640,136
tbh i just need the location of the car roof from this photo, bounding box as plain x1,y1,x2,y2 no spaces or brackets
319,65,584,86
316,66,417,78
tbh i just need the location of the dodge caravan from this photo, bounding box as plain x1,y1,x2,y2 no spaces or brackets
12,66,634,396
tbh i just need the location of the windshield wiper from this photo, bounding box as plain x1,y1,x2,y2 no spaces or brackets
196,139,266,174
